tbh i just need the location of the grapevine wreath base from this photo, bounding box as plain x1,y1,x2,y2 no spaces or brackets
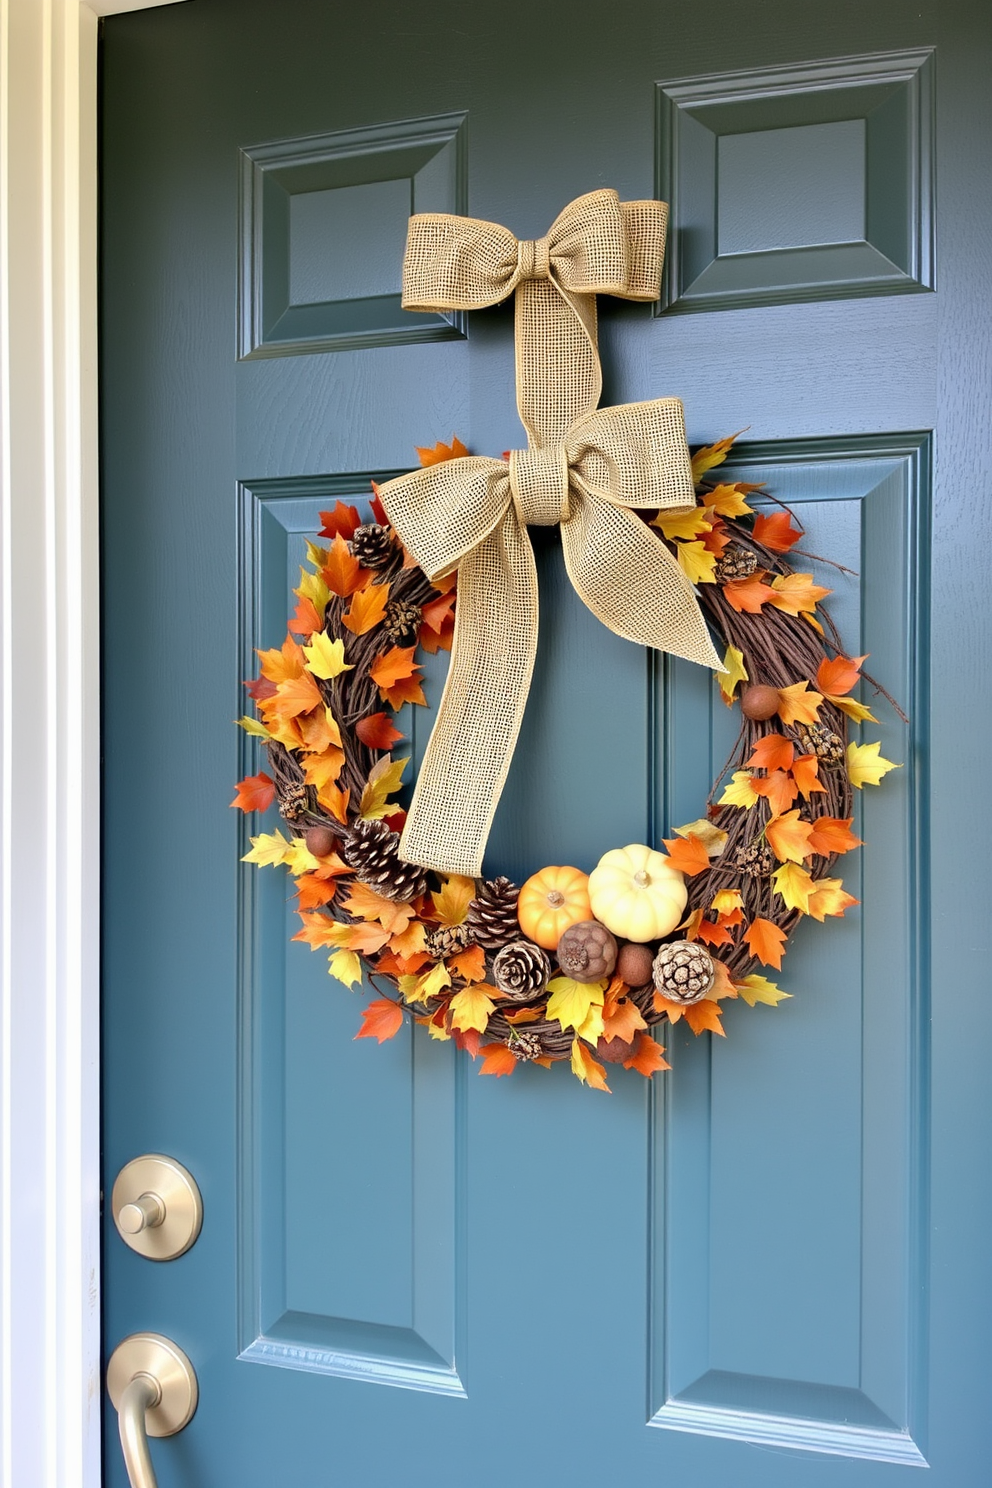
234,433,902,1092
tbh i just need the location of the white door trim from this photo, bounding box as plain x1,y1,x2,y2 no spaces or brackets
0,2,186,1483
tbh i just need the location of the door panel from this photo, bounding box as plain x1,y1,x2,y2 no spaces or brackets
100,1,989,1484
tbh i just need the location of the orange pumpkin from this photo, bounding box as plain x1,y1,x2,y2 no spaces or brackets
517,865,592,950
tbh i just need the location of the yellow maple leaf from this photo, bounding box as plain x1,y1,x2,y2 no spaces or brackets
776,681,823,726
238,714,273,740
690,433,739,482
570,1038,611,1092
415,961,451,1002
673,818,728,857
328,949,363,988
296,566,330,613
771,861,816,913
719,770,760,809
241,829,292,867
341,881,415,935
806,877,860,921
303,631,354,680
359,755,408,819
652,508,712,541
449,983,496,1034
717,644,748,705
768,572,831,616
676,540,718,586
575,1000,605,1046
546,975,606,1034
305,540,330,570
711,888,743,915
735,974,791,1007
283,837,321,876
389,920,427,959
846,740,900,788
303,747,345,791
432,874,476,927
705,482,755,518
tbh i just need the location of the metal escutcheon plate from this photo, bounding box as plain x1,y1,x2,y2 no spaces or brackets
107,1333,198,1437
112,1154,203,1260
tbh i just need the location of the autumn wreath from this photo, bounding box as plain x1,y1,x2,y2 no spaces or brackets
233,431,900,1091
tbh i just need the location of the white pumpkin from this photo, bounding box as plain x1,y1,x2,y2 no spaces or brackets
588,843,687,943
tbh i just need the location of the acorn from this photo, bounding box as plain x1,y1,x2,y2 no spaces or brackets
616,941,655,988
741,684,780,721
305,825,337,858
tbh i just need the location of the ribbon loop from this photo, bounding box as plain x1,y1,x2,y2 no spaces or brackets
509,446,570,526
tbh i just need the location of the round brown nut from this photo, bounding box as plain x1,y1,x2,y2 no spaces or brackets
597,1035,635,1065
616,941,655,988
305,825,337,858
741,684,780,721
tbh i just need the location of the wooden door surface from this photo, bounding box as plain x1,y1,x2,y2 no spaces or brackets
100,0,991,1484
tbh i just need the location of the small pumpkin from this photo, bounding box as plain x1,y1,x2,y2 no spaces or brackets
588,844,687,943
517,865,592,950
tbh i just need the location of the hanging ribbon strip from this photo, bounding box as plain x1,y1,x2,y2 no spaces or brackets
379,401,722,878
401,188,667,448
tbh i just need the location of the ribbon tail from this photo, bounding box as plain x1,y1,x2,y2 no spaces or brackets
514,279,601,449
560,494,722,670
398,514,539,877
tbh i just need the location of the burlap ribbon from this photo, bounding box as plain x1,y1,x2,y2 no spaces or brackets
378,401,721,877
402,189,667,447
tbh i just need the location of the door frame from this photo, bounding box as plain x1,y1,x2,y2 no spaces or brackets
0,1,185,1481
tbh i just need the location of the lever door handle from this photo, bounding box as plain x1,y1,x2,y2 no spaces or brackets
107,1333,198,1488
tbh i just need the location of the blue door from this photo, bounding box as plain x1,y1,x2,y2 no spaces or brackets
101,1,991,1483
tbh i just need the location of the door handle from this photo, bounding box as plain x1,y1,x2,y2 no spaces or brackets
107,1333,198,1488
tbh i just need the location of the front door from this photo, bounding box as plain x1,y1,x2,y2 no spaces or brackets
100,1,991,1484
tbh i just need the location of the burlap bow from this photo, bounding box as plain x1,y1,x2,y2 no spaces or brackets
378,400,721,877
402,189,668,448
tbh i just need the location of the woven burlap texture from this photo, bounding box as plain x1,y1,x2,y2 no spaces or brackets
379,400,722,877
402,189,668,448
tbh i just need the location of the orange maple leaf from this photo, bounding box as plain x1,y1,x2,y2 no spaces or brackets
294,874,339,910
661,833,710,876
317,779,350,824
230,771,275,813
369,646,418,688
722,572,776,613
303,748,345,791
816,653,867,697
746,734,795,772
695,916,734,947
776,681,823,726
258,634,305,684
322,535,368,598
289,595,324,637
601,993,647,1044
272,671,323,719
765,809,816,864
791,753,827,799
418,590,456,654
342,581,390,636
571,1039,612,1092
355,711,404,751
477,1043,517,1077
807,878,860,921
753,510,803,552
342,881,416,935
806,815,862,856
318,501,361,540
682,999,726,1036
298,711,342,756
751,769,798,816
416,436,469,466
375,948,432,977
448,945,487,984
292,911,341,949
743,917,788,969
622,1030,671,1076
355,998,404,1043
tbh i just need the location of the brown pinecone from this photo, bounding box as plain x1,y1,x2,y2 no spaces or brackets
425,923,471,960
343,819,428,902
464,877,520,949
349,523,393,569
556,920,618,982
734,836,774,876
794,721,845,765
278,782,311,821
716,544,758,582
493,940,551,1000
653,941,715,1004
383,599,422,647
509,1029,543,1062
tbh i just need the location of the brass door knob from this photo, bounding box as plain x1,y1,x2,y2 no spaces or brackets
112,1155,202,1260
107,1333,198,1488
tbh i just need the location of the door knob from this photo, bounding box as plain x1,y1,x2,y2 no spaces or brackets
107,1333,198,1488
112,1155,202,1260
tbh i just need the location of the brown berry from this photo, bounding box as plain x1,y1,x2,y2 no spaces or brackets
305,825,336,858
741,684,780,721
597,1035,634,1065
616,941,655,987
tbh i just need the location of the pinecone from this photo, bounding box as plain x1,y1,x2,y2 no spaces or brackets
493,940,551,1000
426,923,471,960
794,721,845,765
464,877,520,949
349,523,393,569
343,819,428,902
556,920,618,982
278,782,310,822
734,837,774,877
509,1029,543,1062
653,941,715,1004
383,599,422,647
716,544,758,582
